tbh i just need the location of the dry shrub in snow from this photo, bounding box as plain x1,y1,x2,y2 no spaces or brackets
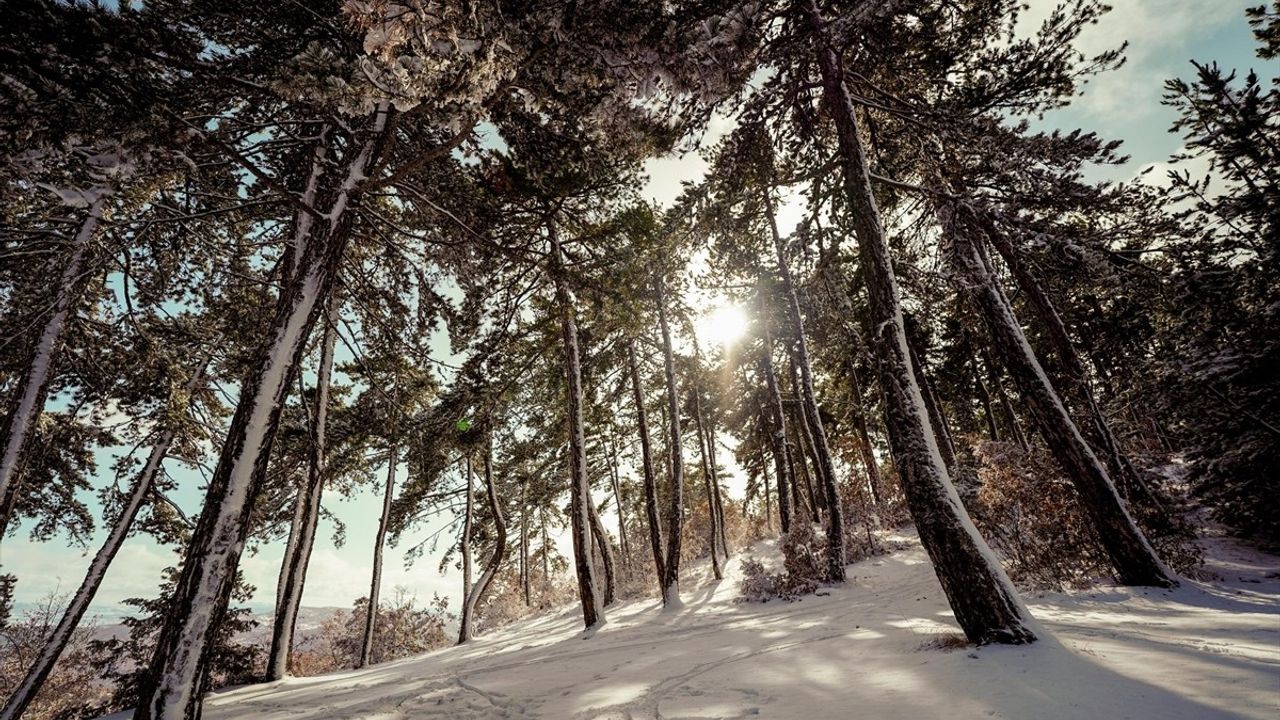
971,440,1111,589
0,595,111,720
738,521,828,602
292,588,450,674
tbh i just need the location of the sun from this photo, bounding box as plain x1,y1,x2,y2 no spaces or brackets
695,304,749,349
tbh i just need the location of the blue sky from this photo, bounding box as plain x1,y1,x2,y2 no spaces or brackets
5,0,1268,621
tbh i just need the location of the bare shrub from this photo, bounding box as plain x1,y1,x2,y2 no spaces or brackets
0,594,112,720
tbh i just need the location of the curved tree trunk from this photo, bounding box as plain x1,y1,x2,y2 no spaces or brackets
360,442,398,666
804,5,1035,645
656,278,685,608
587,495,617,606
0,356,208,720
459,444,507,643
267,296,338,681
138,103,391,720
549,219,604,630
944,206,1175,588
628,341,666,590
0,198,104,541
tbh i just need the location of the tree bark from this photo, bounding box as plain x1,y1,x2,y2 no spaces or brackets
703,417,729,561
549,219,604,629
627,341,666,592
804,5,1035,645
267,296,338,681
980,216,1162,509
456,455,475,644
846,359,883,506
692,384,723,580
765,190,846,579
0,356,208,720
520,478,531,607
459,443,507,643
0,198,104,541
656,277,685,608
360,441,398,667
604,436,631,569
138,103,392,720
908,341,958,470
587,494,617,606
943,205,1175,588
983,346,1029,451
757,288,794,534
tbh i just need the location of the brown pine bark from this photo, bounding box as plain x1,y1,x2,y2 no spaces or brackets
944,205,1175,588
804,4,1035,644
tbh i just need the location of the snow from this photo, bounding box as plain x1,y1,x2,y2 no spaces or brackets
110,531,1279,719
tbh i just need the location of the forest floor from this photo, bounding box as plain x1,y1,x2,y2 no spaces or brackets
116,530,1279,719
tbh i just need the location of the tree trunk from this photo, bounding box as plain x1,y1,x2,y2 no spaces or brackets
757,289,794,534
656,278,685,608
138,103,391,720
266,296,338,681
605,437,631,569
459,443,507,643
456,455,475,644
766,190,846,579
943,206,1175,588
786,400,821,519
703,418,729,561
0,356,207,720
549,220,604,630
908,342,958,470
970,349,1001,442
804,5,1035,645
520,479,531,607
980,216,1162,509
0,198,104,541
627,341,666,592
846,359,883,506
759,439,774,532
360,442,398,667
692,384,723,580
983,346,1029,451
587,495,617,606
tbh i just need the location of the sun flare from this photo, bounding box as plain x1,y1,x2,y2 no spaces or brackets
695,304,749,348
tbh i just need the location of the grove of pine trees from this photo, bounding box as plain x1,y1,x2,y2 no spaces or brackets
0,1,1275,718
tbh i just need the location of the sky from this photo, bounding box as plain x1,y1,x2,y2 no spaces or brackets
4,0,1268,622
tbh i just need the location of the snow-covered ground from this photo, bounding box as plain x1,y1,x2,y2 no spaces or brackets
118,531,1279,719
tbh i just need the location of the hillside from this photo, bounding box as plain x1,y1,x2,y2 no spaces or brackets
116,532,1278,720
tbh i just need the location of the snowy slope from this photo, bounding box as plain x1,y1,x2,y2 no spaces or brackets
115,532,1279,719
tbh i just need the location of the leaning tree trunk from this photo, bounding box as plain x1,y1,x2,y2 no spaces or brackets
458,444,507,643
656,277,685,608
0,356,207,720
765,190,846,579
943,205,1175,588
627,341,666,590
456,455,475,644
804,4,1035,645
266,296,339,681
846,359,883,506
969,345,1001,442
587,496,617,606
692,384,723,580
0,197,104,541
980,216,1162,509
360,441,398,667
757,292,794,534
983,346,1029,451
549,220,604,630
786,399,822,519
758,438,775,532
138,102,391,720
908,341,958,471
